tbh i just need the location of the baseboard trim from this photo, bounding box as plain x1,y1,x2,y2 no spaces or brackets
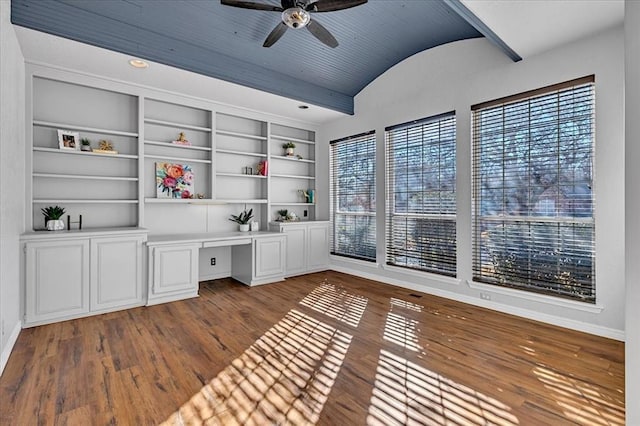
1,320,22,376
330,265,625,341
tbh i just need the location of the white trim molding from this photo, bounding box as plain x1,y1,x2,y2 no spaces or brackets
0,321,22,376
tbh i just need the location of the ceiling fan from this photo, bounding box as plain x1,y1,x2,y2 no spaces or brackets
221,0,368,48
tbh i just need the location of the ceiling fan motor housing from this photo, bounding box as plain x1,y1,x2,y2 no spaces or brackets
282,7,311,29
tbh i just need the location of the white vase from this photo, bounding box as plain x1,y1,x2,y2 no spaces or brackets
239,223,250,232
46,219,65,231
285,147,294,156
250,221,259,231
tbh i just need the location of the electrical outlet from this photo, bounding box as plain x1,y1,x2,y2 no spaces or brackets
304,210,308,217
480,292,491,301
210,257,216,266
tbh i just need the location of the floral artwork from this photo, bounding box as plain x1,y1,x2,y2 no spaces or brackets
156,162,194,199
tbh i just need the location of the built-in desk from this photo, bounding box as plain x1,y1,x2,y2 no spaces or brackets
146,231,286,306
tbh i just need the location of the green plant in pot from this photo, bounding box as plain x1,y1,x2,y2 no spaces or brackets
42,205,66,231
282,141,296,156
229,208,253,231
80,137,91,152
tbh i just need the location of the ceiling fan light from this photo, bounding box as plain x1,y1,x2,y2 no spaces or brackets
282,7,310,29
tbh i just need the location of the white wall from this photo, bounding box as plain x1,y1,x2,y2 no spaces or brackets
0,0,26,374
320,27,625,339
624,0,639,422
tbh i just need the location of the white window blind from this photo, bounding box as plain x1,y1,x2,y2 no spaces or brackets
330,131,376,261
472,76,595,302
386,113,456,276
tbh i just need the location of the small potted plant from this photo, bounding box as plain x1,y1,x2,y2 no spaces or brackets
80,138,91,152
277,209,288,221
229,208,253,231
41,205,66,231
282,141,296,156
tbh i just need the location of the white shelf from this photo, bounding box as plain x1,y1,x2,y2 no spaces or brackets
216,172,267,179
270,134,315,145
33,120,138,137
144,154,212,164
271,155,315,164
216,129,267,141
216,149,267,158
33,147,138,160
145,140,211,152
33,173,138,182
33,199,139,204
271,202,316,206
144,118,211,132
216,199,268,204
271,173,315,180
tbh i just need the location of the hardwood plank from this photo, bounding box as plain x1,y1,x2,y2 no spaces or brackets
0,271,625,425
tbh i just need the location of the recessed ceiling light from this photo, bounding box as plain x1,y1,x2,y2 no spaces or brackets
298,105,309,109
128,59,149,69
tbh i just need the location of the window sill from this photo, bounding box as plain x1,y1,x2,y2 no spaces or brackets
383,263,462,287
466,280,604,313
329,254,379,268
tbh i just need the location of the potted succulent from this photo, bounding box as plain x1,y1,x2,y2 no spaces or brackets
41,205,66,231
282,141,296,156
229,208,253,231
80,137,91,152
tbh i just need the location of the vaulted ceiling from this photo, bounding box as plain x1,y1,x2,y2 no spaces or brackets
10,0,519,115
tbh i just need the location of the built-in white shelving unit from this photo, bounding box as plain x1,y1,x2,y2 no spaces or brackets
29,77,140,230
26,67,320,232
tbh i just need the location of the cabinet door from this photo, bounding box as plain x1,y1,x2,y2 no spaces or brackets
254,236,286,278
307,223,329,271
282,225,307,276
152,244,199,295
25,239,90,324
90,235,145,311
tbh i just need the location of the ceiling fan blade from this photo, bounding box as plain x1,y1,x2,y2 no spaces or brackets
221,0,283,12
263,22,288,47
306,0,367,12
306,19,338,48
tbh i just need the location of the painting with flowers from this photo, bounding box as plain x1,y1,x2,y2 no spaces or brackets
156,162,194,199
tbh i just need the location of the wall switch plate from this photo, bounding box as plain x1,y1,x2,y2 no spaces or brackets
304,210,308,217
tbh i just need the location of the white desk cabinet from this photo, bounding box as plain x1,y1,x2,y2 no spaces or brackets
147,243,200,306
268,221,329,277
22,228,148,327
232,234,286,286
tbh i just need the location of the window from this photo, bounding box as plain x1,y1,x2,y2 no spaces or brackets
386,113,456,276
330,131,376,261
472,76,595,302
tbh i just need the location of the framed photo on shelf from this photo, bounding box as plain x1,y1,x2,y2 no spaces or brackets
57,129,80,150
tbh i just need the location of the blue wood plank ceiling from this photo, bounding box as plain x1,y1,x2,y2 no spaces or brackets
11,0,519,115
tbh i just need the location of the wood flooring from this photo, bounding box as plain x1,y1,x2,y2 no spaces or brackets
0,271,625,425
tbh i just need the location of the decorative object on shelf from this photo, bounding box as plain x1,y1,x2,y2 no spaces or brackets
172,132,191,146
282,141,296,156
296,154,304,160
41,205,66,231
257,160,268,176
243,166,253,175
80,137,91,152
57,129,80,151
298,189,315,203
156,162,194,199
229,208,253,232
195,193,205,199
93,139,118,154
276,209,298,222
250,220,259,231
66,214,83,230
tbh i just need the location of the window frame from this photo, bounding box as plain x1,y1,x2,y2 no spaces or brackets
471,75,596,303
329,131,377,262
385,112,457,277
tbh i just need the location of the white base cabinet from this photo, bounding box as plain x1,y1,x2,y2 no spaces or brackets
268,221,329,277
147,243,200,306
22,229,147,327
232,235,286,286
